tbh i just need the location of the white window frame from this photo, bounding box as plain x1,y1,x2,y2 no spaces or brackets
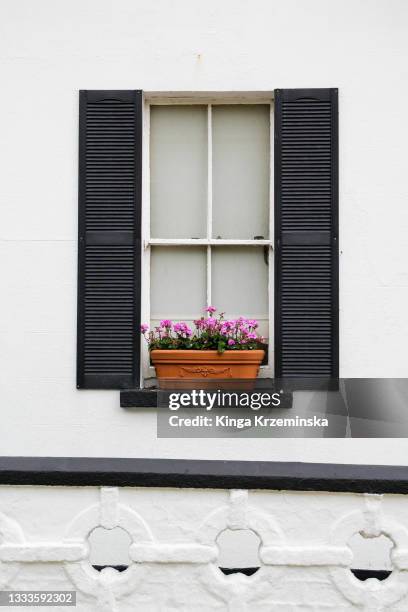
141,92,275,386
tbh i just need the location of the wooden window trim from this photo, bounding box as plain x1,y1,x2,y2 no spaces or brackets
141,94,275,386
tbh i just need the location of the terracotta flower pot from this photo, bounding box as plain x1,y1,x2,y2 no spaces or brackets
151,349,265,390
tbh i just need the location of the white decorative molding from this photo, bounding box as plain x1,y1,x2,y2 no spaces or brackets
329,493,408,609
130,543,217,563
0,542,86,562
1,486,408,610
0,510,24,589
260,545,352,566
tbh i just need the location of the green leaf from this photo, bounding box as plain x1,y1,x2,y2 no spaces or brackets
217,340,226,354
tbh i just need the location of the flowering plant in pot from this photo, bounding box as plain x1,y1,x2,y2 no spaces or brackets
140,307,265,388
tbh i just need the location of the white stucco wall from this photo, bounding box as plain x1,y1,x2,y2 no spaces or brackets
1,0,408,462
0,485,407,610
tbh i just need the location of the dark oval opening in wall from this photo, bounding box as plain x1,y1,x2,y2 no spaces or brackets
217,528,261,576
349,532,393,582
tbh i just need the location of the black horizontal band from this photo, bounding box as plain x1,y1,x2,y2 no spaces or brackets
0,457,408,494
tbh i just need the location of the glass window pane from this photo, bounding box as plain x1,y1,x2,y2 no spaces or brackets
150,247,206,325
212,246,269,338
212,105,270,239
150,105,207,238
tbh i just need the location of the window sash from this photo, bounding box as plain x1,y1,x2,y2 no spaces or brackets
142,97,274,384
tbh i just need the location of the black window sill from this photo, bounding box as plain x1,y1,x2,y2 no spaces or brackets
120,379,293,408
121,388,159,408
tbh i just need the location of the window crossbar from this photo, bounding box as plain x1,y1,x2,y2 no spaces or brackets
145,239,273,249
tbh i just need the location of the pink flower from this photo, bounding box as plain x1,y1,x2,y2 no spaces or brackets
220,320,235,334
160,319,172,329
205,306,217,314
174,322,193,337
247,319,259,329
228,338,235,346
140,324,149,334
247,332,258,340
204,317,217,329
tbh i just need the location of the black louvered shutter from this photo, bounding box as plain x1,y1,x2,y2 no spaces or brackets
274,88,338,382
77,90,142,389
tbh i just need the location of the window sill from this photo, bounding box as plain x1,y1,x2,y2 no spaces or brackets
120,379,293,408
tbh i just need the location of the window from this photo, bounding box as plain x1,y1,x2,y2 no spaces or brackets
77,88,338,391
142,100,274,383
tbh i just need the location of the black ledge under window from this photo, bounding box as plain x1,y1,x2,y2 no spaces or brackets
120,379,294,409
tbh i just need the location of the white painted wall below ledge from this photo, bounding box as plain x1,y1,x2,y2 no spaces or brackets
0,484,407,610
1,0,408,462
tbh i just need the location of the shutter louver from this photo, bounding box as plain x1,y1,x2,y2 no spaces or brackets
77,90,142,389
274,89,338,381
